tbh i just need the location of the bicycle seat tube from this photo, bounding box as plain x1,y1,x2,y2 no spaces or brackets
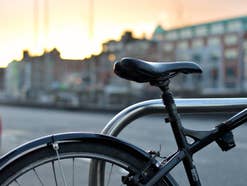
158,80,202,186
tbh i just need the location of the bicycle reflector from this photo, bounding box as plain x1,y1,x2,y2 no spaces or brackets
216,131,236,151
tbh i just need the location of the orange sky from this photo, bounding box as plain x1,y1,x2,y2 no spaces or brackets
0,0,247,67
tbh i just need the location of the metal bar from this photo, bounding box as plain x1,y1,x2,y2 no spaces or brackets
101,98,247,136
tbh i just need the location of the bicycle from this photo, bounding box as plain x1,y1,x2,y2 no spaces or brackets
0,57,247,185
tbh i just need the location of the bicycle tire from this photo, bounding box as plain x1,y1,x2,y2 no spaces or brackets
0,139,174,185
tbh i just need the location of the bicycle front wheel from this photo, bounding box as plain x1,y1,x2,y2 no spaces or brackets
0,137,173,185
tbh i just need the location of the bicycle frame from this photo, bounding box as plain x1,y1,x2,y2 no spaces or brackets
145,87,247,186
98,97,247,186
145,108,247,185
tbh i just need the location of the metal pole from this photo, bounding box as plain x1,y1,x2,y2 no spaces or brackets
101,98,247,136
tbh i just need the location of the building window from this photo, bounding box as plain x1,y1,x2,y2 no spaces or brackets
209,67,219,88
225,67,236,85
195,26,208,37
180,29,192,39
140,42,149,50
226,68,234,76
192,54,202,63
227,21,242,32
243,41,247,50
192,39,204,48
177,41,188,50
163,43,174,52
166,31,178,40
211,23,224,35
176,51,190,60
224,49,238,59
126,44,134,51
225,66,236,87
210,52,220,62
224,34,238,45
244,55,247,80
207,37,220,46
154,34,164,41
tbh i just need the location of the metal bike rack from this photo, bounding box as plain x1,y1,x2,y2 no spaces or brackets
101,98,247,136
89,98,247,185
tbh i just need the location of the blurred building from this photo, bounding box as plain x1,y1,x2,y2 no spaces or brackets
5,49,85,103
5,61,22,99
153,15,247,96
4,15,247,109
0,68,5,91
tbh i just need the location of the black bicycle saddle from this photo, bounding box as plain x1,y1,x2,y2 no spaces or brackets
114,57,203,83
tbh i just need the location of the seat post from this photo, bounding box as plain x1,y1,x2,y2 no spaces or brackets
158,81,202,186
158,81,187,149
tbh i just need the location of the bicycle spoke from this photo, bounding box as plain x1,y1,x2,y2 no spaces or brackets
33,168,44,186
52,143,68,186
52,161,58,186
14,180,21,186
106,163,114,186
72,158,75,186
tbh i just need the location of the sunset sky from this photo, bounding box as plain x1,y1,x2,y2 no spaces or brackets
0,0,247,67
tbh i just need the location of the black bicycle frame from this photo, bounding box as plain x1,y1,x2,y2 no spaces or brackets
145,83,247,186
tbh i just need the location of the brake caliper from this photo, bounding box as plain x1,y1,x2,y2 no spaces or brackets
122,150,166,185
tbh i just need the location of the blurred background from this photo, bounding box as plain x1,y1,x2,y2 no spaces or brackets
1,1,247,185
0,0,247,109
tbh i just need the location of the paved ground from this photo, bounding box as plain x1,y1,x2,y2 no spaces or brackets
0,105,247,185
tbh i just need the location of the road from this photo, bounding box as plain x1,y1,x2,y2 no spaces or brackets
0,105,247,185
